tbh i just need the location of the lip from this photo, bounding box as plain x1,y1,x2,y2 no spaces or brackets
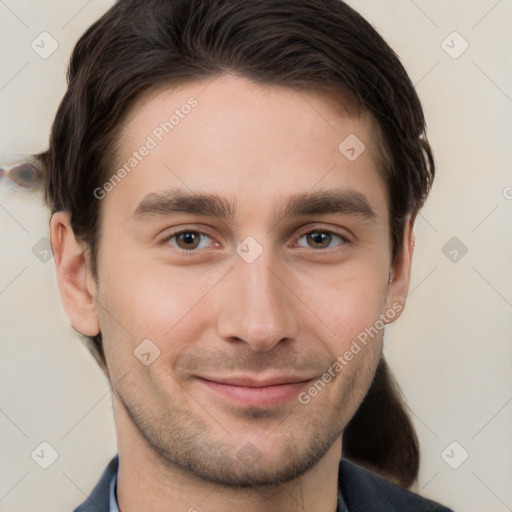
197,375,314,407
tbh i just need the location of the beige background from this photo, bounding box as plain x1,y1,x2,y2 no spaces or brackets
1,1,511,511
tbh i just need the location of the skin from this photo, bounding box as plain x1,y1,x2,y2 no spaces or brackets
51,74,415,512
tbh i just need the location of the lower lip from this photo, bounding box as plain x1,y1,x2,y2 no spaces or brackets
198,378,311,407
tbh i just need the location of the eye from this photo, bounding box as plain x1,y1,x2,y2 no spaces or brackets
296,230,348,250
165,230,213,251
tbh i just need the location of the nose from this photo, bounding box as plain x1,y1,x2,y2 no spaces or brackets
216,248,299,352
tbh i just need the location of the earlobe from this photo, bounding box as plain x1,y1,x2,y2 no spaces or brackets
50,212,100,336
384,214,416,324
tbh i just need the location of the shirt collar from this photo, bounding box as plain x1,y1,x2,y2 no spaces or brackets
109,469,120,512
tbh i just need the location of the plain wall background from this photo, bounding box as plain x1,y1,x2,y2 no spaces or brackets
1,1,511,511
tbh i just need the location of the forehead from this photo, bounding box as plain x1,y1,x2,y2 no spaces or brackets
105,74,388,226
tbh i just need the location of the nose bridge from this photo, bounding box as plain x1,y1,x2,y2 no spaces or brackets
216,248,298,352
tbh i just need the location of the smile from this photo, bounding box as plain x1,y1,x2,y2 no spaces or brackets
197,375,315,407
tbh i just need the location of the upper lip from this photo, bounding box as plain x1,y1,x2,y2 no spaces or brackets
198,375,315,387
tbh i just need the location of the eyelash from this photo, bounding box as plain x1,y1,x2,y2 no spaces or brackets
161,228,350,255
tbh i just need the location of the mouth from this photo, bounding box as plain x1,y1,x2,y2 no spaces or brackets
196,375,315,407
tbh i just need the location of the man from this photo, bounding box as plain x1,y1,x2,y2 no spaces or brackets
41,0,454,510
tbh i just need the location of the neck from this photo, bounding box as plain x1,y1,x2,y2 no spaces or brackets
115,410,342,512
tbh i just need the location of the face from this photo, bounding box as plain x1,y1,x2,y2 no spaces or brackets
79,74,409,486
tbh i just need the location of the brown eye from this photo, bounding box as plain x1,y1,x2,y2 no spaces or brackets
163,229,216,254
175,231,202,250
307,232,332,249
297,230,348,250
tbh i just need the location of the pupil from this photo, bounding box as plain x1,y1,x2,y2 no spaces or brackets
180,232,198,248
309,232,330,248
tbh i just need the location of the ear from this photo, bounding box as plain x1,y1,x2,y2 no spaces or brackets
384,214,415,324
49,212,100,336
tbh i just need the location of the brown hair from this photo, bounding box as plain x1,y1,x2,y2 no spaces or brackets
38,0,432,486
342,357,420,487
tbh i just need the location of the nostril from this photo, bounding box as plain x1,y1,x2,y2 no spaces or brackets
0,161,41,189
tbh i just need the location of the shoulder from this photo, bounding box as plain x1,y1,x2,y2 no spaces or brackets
338,458,454,512
72,456,118,512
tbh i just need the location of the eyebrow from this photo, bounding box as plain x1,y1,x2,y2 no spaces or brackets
131,189,235,221
280,189,376,222
130,188,377,224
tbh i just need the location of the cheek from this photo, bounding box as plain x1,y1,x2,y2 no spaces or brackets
296,261,389,350
98,257,222,347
